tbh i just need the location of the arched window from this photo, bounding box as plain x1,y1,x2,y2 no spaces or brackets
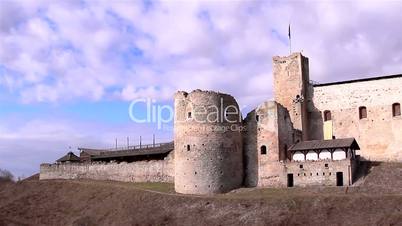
306,151,318,160
260,145,267,155
187,145,190,151
319,150,331,160
187,112,192,119
324,110,332,121
292,151,305,161
359,106,367,119
333,149,346,160
393,103,401,117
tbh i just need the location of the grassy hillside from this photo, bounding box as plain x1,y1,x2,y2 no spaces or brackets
0,162,401,226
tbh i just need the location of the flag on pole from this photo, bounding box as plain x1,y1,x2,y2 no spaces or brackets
288,23,292,54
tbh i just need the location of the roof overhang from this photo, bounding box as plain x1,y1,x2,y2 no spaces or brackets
288,138,360,152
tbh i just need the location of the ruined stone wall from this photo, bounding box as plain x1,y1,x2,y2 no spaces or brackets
285,159,355,187
242,110,259,187
277,104,296,161
310,77,402,161
40,152,174,182
243,101,294,188
273,52,310,140
174,90,243,194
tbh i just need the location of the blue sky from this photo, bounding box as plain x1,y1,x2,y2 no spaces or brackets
1,0,402,177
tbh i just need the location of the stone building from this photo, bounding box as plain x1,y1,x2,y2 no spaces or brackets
173,90,244,194
40,52,401,195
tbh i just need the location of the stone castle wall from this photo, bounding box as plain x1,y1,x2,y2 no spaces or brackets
310,77,402,161
39,53,401,193
273,53,310,140
243,101,295,188
243,110,259,187
285,159,357,187
40,152,174,182
174,90,243,194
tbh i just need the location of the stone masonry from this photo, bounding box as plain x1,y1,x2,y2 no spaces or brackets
173,90,243,194
40,52,401,194
40,152,174,182
309,77,402,161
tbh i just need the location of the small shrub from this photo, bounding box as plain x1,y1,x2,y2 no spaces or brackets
0,169,14,183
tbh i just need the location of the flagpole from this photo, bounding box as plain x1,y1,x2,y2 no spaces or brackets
289,38,291,55
288,23,291,54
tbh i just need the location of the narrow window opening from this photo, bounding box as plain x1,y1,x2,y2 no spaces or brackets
393,103,401,117
359,106,367,119
256,115,260,122
187,145,190,151
324,110,332,121
299,164,303,169
325,163,329,168
187,112,192,119
260,145,267,155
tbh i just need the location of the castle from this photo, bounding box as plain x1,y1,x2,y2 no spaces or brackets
40,53,402,194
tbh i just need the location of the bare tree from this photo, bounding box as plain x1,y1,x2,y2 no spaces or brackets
0,169,14,182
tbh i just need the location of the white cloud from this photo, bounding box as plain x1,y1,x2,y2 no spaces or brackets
120,85,174,101
1,0,401,104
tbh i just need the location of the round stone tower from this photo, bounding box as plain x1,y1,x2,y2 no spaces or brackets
174,90,243,194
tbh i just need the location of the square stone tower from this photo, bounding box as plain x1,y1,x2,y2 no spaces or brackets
273,52,310,141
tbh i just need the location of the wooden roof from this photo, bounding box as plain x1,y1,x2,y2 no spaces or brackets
56,152,81,162
78,148,103,155
90,142,174,160
288,138,360,151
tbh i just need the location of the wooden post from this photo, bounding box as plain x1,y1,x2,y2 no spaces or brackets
139,136,142,149
115,138,118,149
127,137,129,148
153,134,155,147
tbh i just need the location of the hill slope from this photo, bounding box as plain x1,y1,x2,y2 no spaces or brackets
0,162,401,226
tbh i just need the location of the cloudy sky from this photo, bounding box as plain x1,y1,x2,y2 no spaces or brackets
1,0,402,177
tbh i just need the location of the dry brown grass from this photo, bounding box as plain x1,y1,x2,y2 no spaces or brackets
0,162,400,226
